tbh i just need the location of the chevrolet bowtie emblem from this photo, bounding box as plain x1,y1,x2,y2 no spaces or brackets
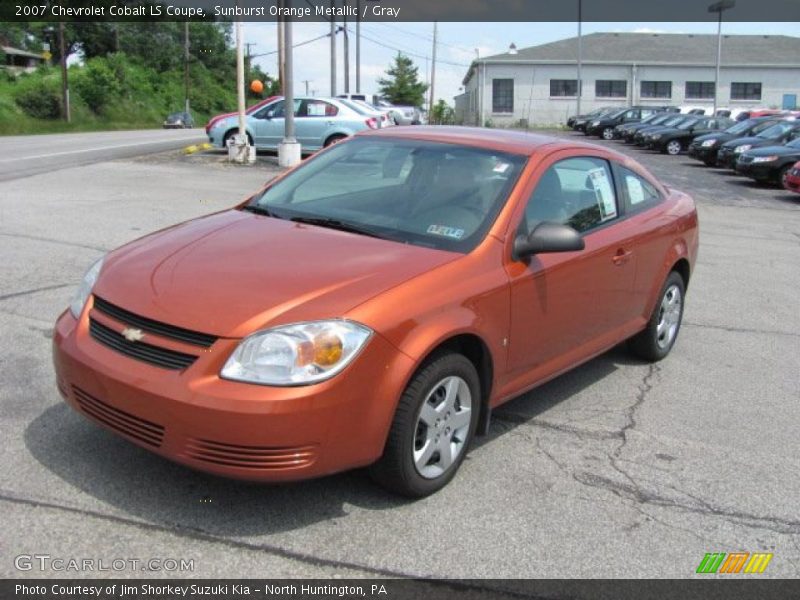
121,327,145,342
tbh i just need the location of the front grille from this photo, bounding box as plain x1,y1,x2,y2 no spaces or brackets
184,438,317,470
89,318,197,370
739,155,754,164
93,296,217,348
73,386,165,447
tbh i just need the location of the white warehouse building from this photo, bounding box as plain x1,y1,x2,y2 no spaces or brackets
455,32,800,127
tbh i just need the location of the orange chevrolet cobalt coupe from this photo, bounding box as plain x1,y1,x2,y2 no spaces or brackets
53,127,698,497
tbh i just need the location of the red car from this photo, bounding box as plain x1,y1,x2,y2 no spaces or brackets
52,127,698,497
204,96,280,134
784,160,800,194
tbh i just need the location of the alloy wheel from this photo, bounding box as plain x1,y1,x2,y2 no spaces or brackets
413,376,472,479
656,284,682,349
666,141,682,155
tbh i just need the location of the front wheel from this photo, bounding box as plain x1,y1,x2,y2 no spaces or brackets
778,164,792,188
628,271,685,362
369,352,480,497
602,127,615,140
665,140,682,155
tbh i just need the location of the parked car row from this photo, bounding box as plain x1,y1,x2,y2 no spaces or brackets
205,96,393,153
572,105,800,195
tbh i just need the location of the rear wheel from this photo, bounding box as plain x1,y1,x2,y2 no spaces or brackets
369,352,480,497
324,133,347,147
223,129,253,147
628,271,685,362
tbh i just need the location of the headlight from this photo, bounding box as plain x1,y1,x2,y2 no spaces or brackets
701,139,717,147
652,134,662,140
221,320,372,386
591,120,600,126
69,257,104,318
751,155,778,163
734,144,752,154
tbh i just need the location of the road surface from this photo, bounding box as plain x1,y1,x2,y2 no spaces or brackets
0,128,205,182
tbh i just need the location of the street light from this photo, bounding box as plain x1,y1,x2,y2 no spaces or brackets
708,0,735,116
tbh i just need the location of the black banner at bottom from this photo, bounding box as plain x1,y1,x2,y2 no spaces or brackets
5,579,800,600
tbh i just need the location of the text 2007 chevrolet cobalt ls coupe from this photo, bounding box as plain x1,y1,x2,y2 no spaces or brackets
53,127,698,497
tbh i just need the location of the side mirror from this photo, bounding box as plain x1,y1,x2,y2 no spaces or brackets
513,221,585,260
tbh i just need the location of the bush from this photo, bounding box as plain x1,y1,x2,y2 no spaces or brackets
14,79,61,119
74,59,122,113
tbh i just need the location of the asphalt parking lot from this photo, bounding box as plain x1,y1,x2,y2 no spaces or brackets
1,132,798,582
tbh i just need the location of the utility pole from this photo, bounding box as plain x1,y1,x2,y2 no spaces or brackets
356,0,361,93
58,21,70,122
343,13,350,93
576,0,582,117
428,22,437,120
330,1,336,95
244,42,257,84
302,80,311,95
236,20,246,142
278,17,301,167
277,19,285,94
708,1,735,116
184,21,190,115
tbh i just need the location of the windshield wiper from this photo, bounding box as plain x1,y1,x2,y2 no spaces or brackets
290,216,386,240
241,204,277,217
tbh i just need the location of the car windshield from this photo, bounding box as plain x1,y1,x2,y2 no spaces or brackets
787,138,800,149
660,116,685,127
757,122,795,139
725,119,761,135
640,113,661,124
248,138,527,253
606,109,627,119
677,118,700,130
338,98,373,115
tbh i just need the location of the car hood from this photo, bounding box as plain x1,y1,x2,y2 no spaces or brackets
745,145,800,157
93,210,459,338
693,132,734,144
720,136,777,149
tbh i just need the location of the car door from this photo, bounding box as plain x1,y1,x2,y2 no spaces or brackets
250,101,284,148
294,99,339,150
504,153,639,387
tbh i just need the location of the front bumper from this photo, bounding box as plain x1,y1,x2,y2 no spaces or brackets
688,144,717,162
716,149,739,169
735,161,778,181
52,303,414,482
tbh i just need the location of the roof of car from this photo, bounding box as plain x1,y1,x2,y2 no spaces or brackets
357,126,611,156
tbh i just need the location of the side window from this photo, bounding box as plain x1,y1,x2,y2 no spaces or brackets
521,157,618,235
302,100,338,117
619,166,661,209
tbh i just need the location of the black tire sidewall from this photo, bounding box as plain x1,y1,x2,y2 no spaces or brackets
372,353,480,497
639,271,686,360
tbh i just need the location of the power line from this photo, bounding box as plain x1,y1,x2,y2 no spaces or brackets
250,30,337,58
350,27,470,68
371,22,475,54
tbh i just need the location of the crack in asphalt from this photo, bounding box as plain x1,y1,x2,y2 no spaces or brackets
683,321,800,339
0,231,109,253
0,283,72,302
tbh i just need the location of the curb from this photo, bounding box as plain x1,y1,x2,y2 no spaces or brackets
183,142,213,155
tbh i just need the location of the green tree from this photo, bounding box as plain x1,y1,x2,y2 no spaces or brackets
430,99,455,125
377,53,428,107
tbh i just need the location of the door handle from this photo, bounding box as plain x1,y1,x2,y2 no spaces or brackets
612,248,633,266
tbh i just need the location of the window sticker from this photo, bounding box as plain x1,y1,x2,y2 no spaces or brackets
588,167,618,221
625,174,645,205
427,224,465,239
493,161,511,174
307,103,326,116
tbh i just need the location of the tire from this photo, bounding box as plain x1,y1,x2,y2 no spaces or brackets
369,352,480,497
223,129,253,148
665,140,682,156
324,134,347,147
602,127,615,140
703,157,716,167
778,164,792,188
628,271,685,362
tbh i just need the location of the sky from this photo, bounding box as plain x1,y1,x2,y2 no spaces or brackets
244,21,800,107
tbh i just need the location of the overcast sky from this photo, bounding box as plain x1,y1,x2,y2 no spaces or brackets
245,21,800,105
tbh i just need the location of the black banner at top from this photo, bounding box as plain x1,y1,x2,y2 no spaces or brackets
3,0,800,22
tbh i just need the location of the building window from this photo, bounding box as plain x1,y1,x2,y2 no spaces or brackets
640,81,672,99
731,82,762,101
685,81,715,99
492,79,514,113
595,80,627,98
550,79,579,97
